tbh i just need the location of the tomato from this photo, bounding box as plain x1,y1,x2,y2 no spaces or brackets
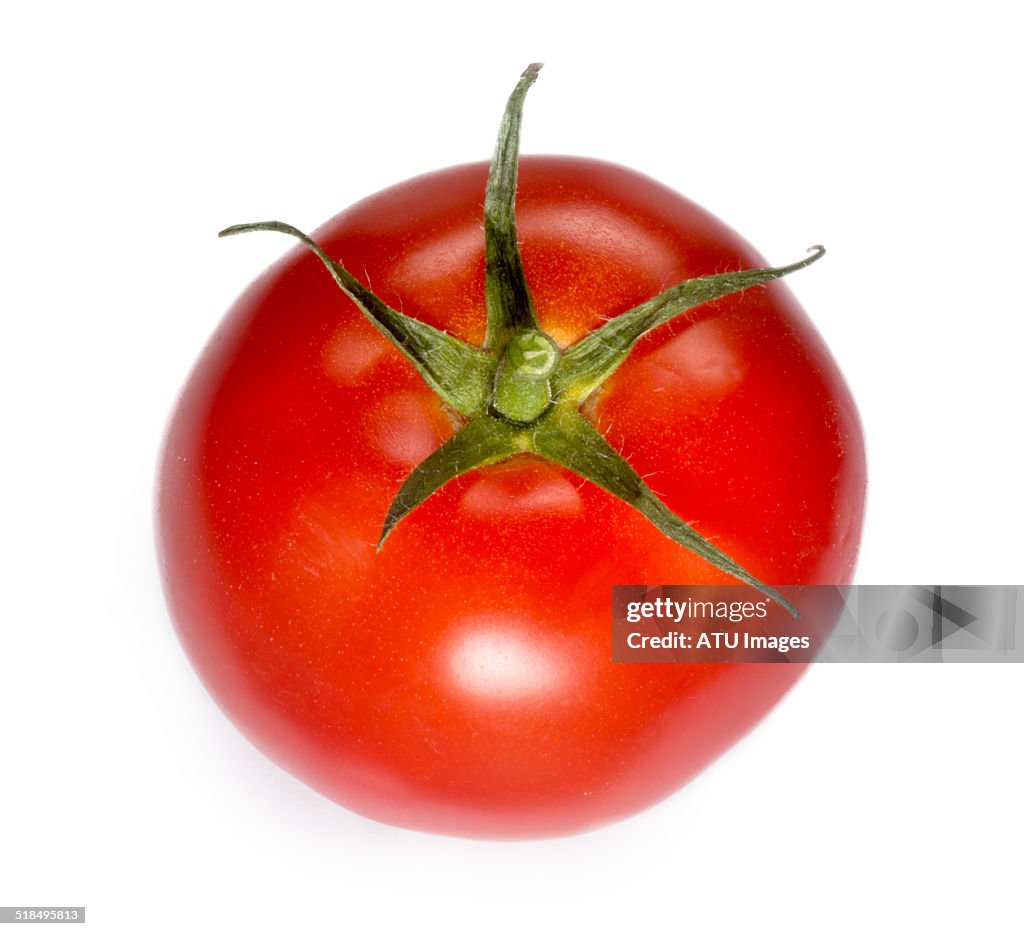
157,73,864,839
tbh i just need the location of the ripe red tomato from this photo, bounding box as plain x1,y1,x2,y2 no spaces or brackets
158,151,864,838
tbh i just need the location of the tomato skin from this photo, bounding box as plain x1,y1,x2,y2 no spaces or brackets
157,156,865,838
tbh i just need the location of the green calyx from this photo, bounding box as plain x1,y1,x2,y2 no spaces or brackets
220,63,826,617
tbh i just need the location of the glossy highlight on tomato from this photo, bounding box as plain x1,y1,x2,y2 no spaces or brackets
157,71,865,839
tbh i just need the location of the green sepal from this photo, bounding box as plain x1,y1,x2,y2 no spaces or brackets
553,247,825,405
531,404,800,617
219,221,493,418
378,415,526,548
483,63,543,350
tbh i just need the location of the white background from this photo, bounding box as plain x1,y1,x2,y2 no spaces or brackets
3,2,1021,934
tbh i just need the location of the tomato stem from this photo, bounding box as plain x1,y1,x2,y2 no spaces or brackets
491,330,560,423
